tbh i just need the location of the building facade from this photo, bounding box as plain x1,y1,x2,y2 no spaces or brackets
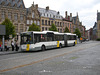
26,3,40,31
97,11,100,38
38,6,63,32
0,0,26,40
0,0,87,40
93,22,97,40
63,11,73,33
72,13,86,38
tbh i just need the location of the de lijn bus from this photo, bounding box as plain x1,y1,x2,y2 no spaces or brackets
20,31,77,51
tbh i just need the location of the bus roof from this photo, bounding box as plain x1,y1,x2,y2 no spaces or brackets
21,31,76,35
53,32,64,35
65,33,76,35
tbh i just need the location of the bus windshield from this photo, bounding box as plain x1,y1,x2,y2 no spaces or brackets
20,32,33,44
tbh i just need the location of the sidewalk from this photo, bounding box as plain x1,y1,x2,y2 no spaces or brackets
0,48,21,55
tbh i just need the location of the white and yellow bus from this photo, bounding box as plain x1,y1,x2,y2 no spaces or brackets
20,31,77,51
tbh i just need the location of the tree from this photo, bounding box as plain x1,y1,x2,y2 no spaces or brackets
28,23,40,31
74,28,81,38
64,26,70,33
49,24,57,31
1,18,16,40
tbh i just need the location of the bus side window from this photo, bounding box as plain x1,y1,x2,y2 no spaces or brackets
34,34,41,43
47,37,53,41
67,35,70,40
41,34,47,42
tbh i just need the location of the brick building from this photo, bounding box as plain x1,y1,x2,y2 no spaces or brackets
26,3,40,31
38,6,63,32
0,0,26,40
0,0,87,40
63,11,73,33
72,13,86,38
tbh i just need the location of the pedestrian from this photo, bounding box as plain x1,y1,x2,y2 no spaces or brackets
0,43,2,51
15,40,19,51
5,40,8,51
80,37,83,43
11,41,14,51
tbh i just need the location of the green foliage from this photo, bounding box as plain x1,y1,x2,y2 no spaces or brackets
1,18,16,40
74,28,81,38
97,38,100,41
49,24,57,31
64,26,70,33
28,23,40,31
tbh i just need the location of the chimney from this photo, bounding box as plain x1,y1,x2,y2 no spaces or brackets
46,6,49,10
70,13,72,17
65,11,68,19
70,13,72,21
97,10,98,13
76,12,78,18
57,11,60,14
32,1,34,7
35,4,38,9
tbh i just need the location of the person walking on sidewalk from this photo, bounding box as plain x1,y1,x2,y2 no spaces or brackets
15,40,19,51
0,43,2,51
11,41,14,51
5,40,8,51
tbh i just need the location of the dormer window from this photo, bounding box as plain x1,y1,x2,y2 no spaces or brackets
18,0,21,3
8,3,11,7
1,1,5,5
32,12,34,18
53,15,55,18
7,0,9,1
12,0,15,2
50,14,51,18
47,14,48,17
19,5,23,8
14,4,17,7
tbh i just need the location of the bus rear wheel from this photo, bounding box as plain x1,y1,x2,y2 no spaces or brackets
59,44,62,48
73,42,75,46
41,45,45,51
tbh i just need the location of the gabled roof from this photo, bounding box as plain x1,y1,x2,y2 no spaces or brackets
0,0,25,9
97,12,100,21
38,7,63,20
72,16,77,24
93,22,97,29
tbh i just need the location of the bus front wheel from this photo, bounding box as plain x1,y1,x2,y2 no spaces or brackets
41,45,45,51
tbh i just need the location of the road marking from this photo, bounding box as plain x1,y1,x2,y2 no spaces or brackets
0,43,100,73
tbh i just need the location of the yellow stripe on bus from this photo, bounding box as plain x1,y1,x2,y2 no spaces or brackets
75,40,77,44
26,44,30,51
57,41,59,47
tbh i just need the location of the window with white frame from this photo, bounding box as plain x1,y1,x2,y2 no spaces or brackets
26,26,29,31
8,12,11,19
32,12,34,18
14,13,18,20
31,20,33,24
27,20,29,24
2,11,5,19
37,21,40,25
34,20,36,24
20,14,24,20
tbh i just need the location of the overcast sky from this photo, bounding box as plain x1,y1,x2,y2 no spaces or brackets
24,0,100,30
